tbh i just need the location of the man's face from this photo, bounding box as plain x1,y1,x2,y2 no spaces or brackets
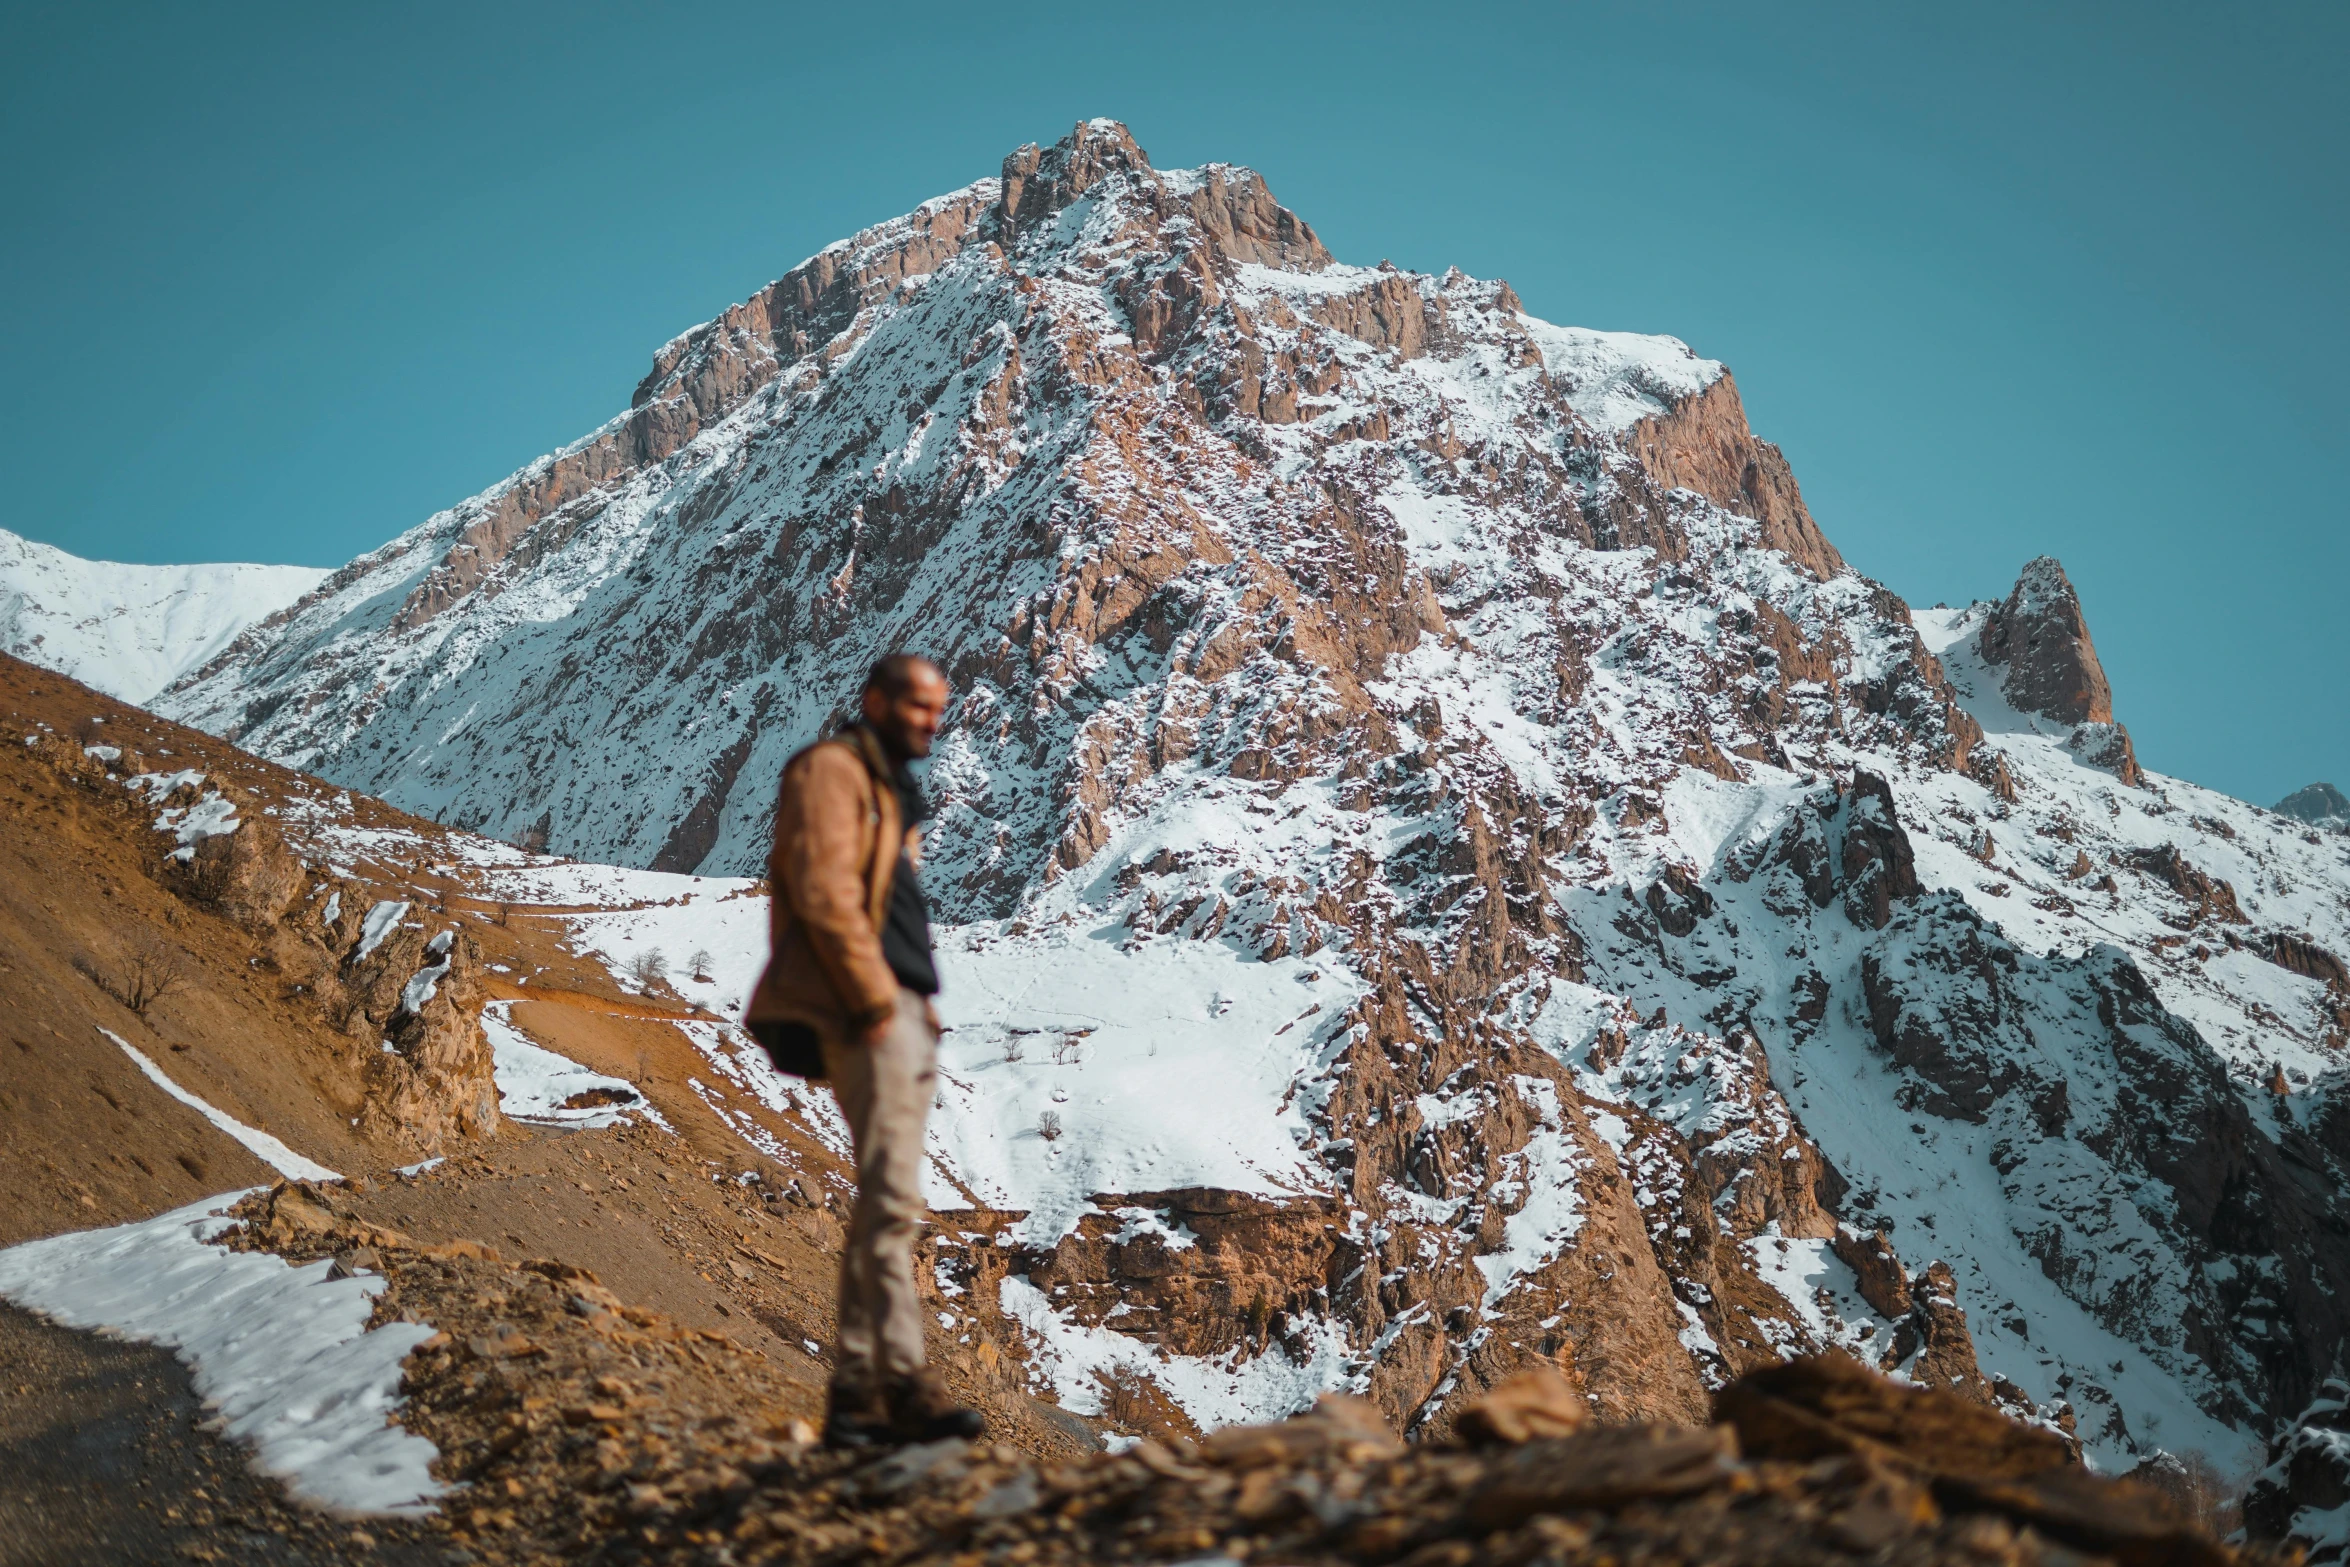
864,665,949,760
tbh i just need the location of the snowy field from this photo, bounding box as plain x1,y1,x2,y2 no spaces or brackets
476,856,1366,1242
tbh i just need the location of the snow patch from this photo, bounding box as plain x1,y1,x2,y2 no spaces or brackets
482,1003,660,1128
101,1028,340,1182
1000,1274,1356,1430
0,1194,444,1514
355,900,411,961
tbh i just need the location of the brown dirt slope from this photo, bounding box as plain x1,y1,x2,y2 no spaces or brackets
2,653,366,1242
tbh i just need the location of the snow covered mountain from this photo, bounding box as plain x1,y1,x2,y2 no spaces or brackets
0,527,326,704
155,121,2350,1471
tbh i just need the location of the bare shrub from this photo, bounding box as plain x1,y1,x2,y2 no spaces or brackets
1001,1034,1026,1064
81,938,190,1017
494,900,513,927
689,948,715,983
630,949,670,988
181,841,236,904
1037,1109,1063,1142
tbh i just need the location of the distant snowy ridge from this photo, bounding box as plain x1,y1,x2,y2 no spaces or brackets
0,526,326,704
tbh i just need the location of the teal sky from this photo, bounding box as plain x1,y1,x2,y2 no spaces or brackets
4,3,2342,806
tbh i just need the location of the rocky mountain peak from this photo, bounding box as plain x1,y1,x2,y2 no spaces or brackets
1977,555,2115,726
999,118,1153,234
2276,782,2349,834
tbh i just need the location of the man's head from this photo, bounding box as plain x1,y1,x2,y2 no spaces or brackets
861,654,949,762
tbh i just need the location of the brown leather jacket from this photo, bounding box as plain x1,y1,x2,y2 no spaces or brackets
744,726,912,1078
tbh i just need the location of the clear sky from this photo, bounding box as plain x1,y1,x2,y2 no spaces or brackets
4,2,2342,806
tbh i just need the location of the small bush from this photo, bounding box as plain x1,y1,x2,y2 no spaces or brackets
1037,1109,1063,1142
630,949,670,987
689,948,715,983
81,938,190,1017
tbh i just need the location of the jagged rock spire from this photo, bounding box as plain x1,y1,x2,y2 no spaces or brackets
1977,556,2115,726
1977,557,2141,783
998,119,1154,237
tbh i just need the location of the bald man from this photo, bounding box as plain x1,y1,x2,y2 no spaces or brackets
746,655,983,1447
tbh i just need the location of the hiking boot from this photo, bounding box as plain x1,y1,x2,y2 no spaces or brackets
887,1367,985,1442
822,1374,895,1449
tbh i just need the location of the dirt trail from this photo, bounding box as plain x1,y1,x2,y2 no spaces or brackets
0,1302,445,1567
478,981,713,1023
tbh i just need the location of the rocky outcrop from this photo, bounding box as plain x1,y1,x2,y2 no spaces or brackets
183,810,505,1154
2261,931,2350,991
1972,558,2142,782
1979,557,2116,725
1712,1356,2071,1480
1841,771,1923,929
2243,1379,2350,1563
1621,372,1845,580
2124,844,2248,926
1825,1231,1995,1406
1020,1187,1346,1369
342,920,500,1151
224,866,504,1155
2067,719,2142,785
155,776,307,930
140,773,497,1151
641,1355,2256,1567
13,712,501,1156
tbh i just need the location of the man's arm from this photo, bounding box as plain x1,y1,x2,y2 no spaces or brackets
778,746,900,1030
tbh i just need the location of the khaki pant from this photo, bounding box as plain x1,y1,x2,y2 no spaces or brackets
819,987,937,1384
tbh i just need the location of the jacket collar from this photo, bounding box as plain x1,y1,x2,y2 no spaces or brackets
843,722,897,784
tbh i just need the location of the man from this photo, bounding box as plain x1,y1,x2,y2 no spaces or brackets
744,654,983,1448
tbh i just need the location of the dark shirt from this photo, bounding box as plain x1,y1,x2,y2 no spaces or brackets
881,854,938,996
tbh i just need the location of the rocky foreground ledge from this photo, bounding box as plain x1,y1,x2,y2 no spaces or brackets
652,1367,2269,1567
228,1183,2277,1567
